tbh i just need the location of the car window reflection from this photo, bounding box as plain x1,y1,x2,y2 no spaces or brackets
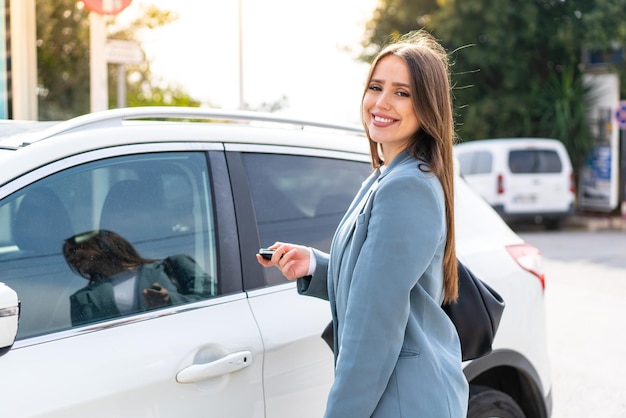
63,230,211,326
0,152,219,339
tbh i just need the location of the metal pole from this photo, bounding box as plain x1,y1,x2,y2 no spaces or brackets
9,0,38,119
619,129,626,204
238,0,244,110
89,12,108,112
117,64,126,108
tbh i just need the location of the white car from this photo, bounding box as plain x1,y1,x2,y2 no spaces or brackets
0,107,551,417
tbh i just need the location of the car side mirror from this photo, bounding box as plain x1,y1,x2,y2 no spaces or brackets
0,283,19,357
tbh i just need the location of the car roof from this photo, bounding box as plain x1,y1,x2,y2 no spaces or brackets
454,137,565,150
0,107,370,187
0,120,61,148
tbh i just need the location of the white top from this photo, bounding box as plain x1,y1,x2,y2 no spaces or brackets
110,269,139,313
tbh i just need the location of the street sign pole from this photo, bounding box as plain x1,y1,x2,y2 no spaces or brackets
89,12,107,113
614,101,626,213
85,1,134,112
104,39,142,108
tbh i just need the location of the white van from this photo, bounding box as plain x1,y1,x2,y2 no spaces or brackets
454,138,575,229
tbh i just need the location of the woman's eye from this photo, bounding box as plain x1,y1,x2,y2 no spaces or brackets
368,85,382,92
396,90,410,97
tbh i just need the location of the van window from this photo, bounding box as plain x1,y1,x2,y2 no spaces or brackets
508,150,562,174
473,151,493,174
458,151,492,175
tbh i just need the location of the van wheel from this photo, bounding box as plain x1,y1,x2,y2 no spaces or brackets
468,386,525,418
544,218,564,230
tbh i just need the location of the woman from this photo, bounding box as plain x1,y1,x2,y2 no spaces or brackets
257,30,468,417
63,229,203,326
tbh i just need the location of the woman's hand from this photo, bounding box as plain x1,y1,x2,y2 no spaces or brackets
142,282,170,308
256,242,311,281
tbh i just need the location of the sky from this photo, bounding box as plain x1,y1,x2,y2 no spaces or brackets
119,0,379,124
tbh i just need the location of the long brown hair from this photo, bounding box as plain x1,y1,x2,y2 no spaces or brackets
63,229,155,282
362,30,458,302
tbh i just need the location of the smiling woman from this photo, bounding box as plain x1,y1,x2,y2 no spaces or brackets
256,30,468,418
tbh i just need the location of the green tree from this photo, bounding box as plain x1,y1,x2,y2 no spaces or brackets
361,0,626,170
36,0,200,120
36,0,91,120
361,0,439,61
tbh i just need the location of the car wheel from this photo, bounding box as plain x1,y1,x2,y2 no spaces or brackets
467,385,525,418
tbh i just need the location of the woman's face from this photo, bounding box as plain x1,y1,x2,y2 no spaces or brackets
362,54,420,164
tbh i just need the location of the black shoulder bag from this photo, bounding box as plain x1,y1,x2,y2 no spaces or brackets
320,259,505,362
442,260,505,361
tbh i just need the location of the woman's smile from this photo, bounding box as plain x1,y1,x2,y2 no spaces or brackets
362,54,420,164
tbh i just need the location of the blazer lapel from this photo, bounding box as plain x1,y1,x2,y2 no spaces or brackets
328,168,380,288
328,150,414,286
342,169,380,220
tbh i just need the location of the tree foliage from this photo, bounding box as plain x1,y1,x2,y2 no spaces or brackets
35,0,200,120
361,0,439,60
36,0,91,120
361,0,626,168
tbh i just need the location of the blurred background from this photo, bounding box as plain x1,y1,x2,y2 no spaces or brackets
5,0,626,217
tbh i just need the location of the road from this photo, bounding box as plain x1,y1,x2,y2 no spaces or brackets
518,230,626,418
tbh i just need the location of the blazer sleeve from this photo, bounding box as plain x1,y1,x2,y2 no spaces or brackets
324,172,446,417
296,248,330,301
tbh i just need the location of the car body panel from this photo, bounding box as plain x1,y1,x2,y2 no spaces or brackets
247,283,334,417
0,121,369,188
0,296,265,418
455,176,551,397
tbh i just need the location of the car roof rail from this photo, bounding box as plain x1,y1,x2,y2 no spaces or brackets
32,106,365,141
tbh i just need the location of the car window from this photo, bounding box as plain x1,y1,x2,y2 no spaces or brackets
508,149,562,173
242,153,371,285
0,152,218,339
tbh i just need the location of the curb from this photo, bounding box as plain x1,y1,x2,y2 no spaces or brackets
566,215,626,232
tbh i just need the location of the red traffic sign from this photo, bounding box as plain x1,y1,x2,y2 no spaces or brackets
616,100,626,130
81,0,132,15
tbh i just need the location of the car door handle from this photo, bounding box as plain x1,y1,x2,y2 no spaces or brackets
176,350,253,383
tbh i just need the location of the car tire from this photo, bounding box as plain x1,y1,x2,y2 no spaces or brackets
467,385,526,418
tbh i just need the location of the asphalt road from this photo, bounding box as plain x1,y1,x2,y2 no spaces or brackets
518,230,626,418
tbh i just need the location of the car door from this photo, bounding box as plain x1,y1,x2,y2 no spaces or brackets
0,145,265,418
225,145,372,417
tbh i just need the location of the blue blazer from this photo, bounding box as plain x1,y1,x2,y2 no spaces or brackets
70,254,205,326
298,150,469,417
